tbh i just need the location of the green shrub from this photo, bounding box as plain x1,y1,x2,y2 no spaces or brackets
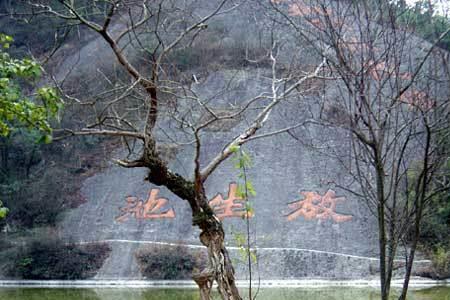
9,237,111,279
432,245,450,278
135,245,207,280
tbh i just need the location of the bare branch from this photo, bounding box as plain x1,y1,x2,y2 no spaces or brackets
53,129,144,141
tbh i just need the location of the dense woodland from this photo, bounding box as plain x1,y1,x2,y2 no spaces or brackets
0,1,449,299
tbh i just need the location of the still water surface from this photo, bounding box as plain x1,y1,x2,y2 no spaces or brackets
0,287,449,300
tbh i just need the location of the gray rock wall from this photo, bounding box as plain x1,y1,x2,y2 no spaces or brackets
58,67,384,279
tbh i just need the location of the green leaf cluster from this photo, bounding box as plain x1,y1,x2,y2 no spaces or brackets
231,146,256,218
231,145,253,170
233,232,257,264
236,181,256,199
0,200,8,219
0,33,62,141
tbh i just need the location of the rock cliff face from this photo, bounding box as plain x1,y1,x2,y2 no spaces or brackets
59,66,385,279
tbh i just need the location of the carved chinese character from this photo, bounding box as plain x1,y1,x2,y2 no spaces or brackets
286,190,352,223
116,189,175,222
399,89,435,111
283,2,332,17
209,183,253,220
363,60,393,81
399,72,412,81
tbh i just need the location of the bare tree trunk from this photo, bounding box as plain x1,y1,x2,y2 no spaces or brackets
193,190,241,300
378,203,389,300
198,218,241,300
399,235,418,300
386,210,399,298
376,157,389,300
385,238,397,299
193,271,214,300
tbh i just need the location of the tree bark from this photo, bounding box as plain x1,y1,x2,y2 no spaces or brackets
385,209,398,299
378,202,389,300
399,235,418,300
193,271,214,300
198,215,242,300
376,157,389,300
193,188,241,300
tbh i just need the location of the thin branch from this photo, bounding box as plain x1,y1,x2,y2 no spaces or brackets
53,128,144,140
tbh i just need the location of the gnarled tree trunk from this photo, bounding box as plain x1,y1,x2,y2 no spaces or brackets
197,215,241,300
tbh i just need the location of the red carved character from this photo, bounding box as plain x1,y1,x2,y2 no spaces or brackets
116,189,175,222
286,190,352,223
209,183,254,220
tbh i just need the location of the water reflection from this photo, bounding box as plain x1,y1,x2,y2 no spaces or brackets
0,287,448,300
0,288,103,300
94,289,199,300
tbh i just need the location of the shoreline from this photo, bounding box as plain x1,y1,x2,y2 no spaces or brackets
0,278,448,289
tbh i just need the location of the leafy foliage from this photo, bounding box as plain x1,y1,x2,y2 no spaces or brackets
0,33,62,220
394,0,450,50
431,245,450,278
231,145,257,292
0,33,61,140
231,146,256,216
233,231,257,264
0,200,8,219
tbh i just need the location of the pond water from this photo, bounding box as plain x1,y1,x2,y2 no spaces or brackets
0,287,449,300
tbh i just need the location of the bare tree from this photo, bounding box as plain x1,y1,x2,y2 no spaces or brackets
269,0,450,299
13,1,327,298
